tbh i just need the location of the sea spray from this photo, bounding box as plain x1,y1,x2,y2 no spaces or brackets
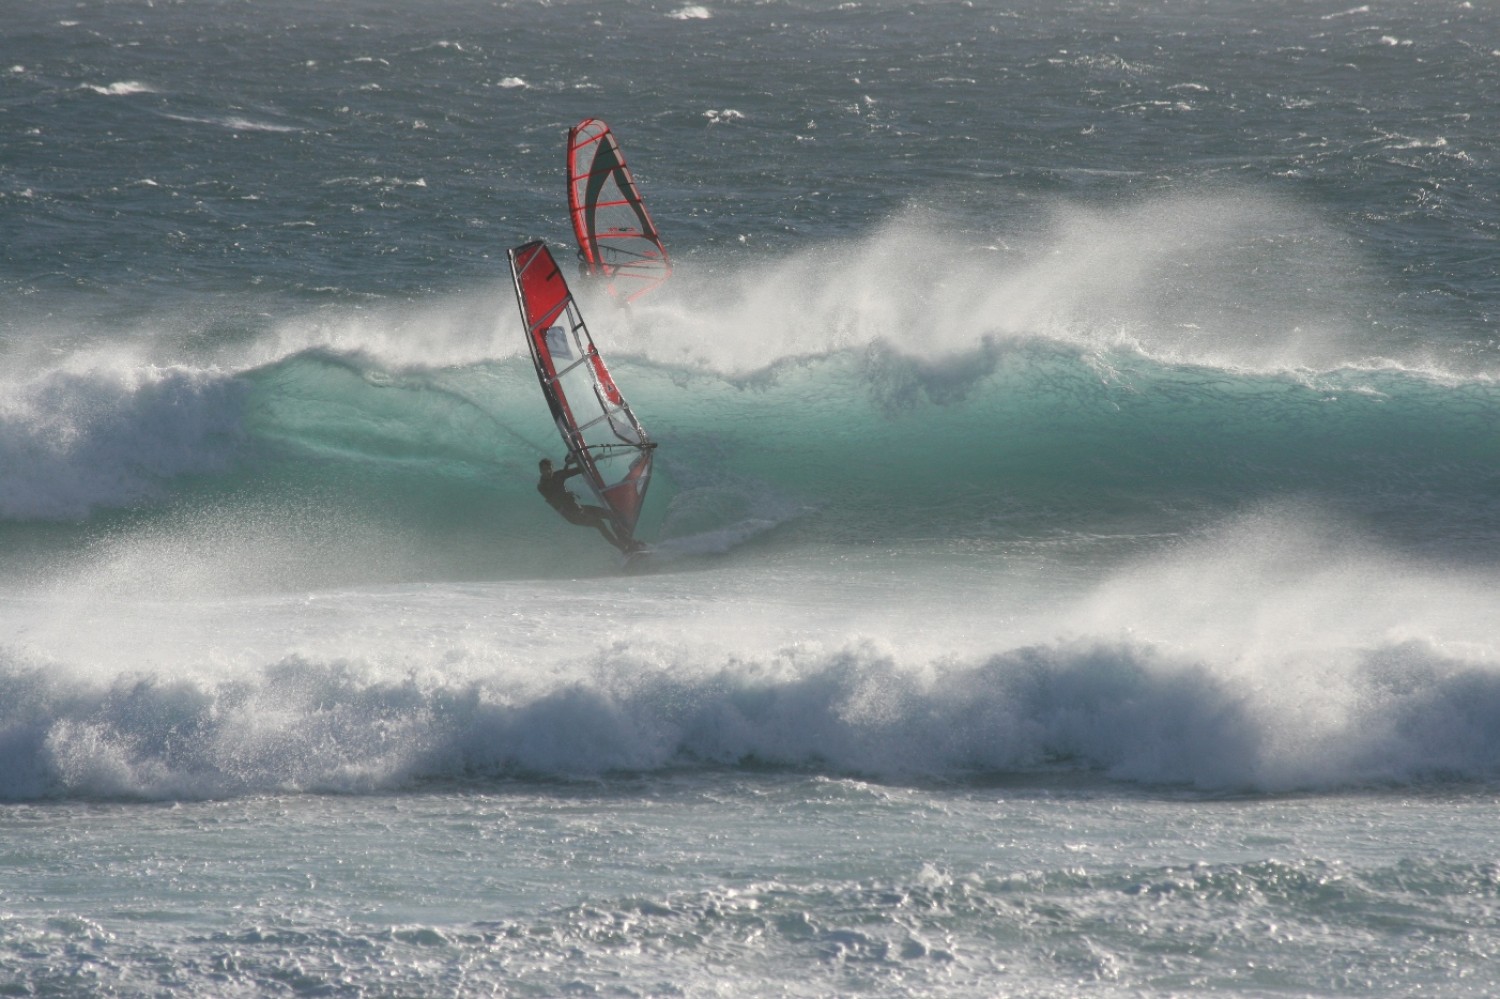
9,620,1500,800
0,361,246,520
3,328,1496,590
6,509,1498,800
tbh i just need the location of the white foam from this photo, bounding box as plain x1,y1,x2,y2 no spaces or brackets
0,361,246,520
162,112,300,133
5,504,1495,799
615,189,1489,381
84,81,155,96
246,290,515,371
6,614,1496,799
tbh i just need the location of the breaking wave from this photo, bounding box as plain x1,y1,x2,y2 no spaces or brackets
0,361,246,521
2,316,1495,582
4,196,1495,559
2,202,1495,803
4,605,1499,801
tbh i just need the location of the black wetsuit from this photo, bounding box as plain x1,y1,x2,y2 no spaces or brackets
537,461,634,552
537,463,590,523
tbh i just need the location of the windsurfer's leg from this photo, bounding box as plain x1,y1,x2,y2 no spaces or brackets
579,506,630,552
596,522,630,551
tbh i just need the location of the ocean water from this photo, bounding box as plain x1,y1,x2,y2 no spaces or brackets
3,0,1499,994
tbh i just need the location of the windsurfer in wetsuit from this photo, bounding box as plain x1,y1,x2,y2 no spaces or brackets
537,456,641,553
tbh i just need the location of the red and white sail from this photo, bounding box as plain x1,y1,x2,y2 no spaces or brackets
566,118,671,303
508,240,654,538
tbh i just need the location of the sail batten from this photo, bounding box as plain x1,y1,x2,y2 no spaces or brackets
508,240,655,539
566,118,671,302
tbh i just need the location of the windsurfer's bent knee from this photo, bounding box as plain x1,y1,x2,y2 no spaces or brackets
537,457,639,553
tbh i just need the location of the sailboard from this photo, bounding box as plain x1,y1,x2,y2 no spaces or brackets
508,240,655,541
566,118,671,303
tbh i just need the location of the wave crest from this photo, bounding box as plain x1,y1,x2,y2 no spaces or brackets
0,362,246,520
5,630,1500,801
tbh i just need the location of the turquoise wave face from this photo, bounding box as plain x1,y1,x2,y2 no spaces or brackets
265,339,1500,539
3,332,1496,589
4,183,1497,589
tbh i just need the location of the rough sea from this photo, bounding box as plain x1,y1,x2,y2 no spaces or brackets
3,0,1499,994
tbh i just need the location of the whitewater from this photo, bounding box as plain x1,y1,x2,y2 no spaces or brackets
3,0,1500,994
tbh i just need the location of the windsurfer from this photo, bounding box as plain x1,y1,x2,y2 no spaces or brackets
537,456,641,553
